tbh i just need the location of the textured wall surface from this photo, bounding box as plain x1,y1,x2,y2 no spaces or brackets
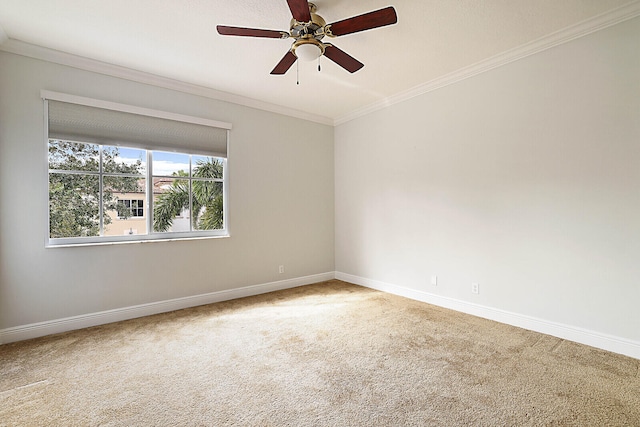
0,51,335,330
335,17,640,343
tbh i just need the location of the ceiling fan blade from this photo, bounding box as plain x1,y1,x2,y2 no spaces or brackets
287,0,311,22
217,25,288,39
326,6,397,37
271,51,298,75
322,44,364,73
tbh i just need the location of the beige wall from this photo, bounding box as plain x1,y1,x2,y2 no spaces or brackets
0,51,335,331
335,16,640,345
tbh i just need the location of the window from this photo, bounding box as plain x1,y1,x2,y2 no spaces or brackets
118,200,144,218
44,91,231,246
48,141,147,238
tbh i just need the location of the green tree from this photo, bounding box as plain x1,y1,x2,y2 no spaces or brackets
153,159,223,232
48,140,142,238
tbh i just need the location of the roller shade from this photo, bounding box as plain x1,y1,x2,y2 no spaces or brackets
47,100,229,158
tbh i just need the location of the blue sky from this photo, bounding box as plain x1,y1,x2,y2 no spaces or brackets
117,147,216,176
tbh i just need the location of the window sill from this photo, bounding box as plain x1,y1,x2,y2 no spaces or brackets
46,234,230,248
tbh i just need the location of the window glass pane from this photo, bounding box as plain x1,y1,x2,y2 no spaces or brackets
192,155,224,179
104,178,147,236
152,151,190,177
103,146,146,175
48,140,99,172
102,175,147,222
49,173,100,238
104,176,146,205
153,178,190,232
193,181,224,230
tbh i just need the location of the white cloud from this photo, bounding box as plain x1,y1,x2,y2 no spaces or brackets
151,160,190,176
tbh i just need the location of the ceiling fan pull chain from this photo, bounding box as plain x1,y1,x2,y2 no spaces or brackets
318,56,321,72
297,60,300,85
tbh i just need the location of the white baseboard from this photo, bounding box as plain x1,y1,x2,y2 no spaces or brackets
0,272,335,345
5,270,639,360
336,271,640,360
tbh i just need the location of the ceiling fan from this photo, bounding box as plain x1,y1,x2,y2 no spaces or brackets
216,0,397,75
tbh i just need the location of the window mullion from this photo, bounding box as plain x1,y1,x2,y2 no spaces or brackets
189,156,193,231
147,150,153,235
99,145,104,236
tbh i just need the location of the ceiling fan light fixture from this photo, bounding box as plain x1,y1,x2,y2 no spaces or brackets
293,39,324,61
295,43,321,61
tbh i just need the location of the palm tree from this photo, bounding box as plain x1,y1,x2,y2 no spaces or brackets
153,159,223,232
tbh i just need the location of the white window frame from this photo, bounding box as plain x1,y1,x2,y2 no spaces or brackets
43,91,231,247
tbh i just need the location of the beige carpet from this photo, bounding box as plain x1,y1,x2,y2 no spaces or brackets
1,280,638,426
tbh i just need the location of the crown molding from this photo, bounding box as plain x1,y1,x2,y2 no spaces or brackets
0,39,334,127
334,0,640,126
1,1,639,128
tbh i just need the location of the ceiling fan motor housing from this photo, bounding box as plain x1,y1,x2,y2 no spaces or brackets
290,3,327,60
289,3,326,41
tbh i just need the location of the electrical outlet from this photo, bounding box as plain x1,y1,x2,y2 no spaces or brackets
431,275,438,286
471,282,479,294
278,265,285,274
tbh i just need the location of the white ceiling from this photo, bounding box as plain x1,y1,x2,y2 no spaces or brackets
0,0,638,124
